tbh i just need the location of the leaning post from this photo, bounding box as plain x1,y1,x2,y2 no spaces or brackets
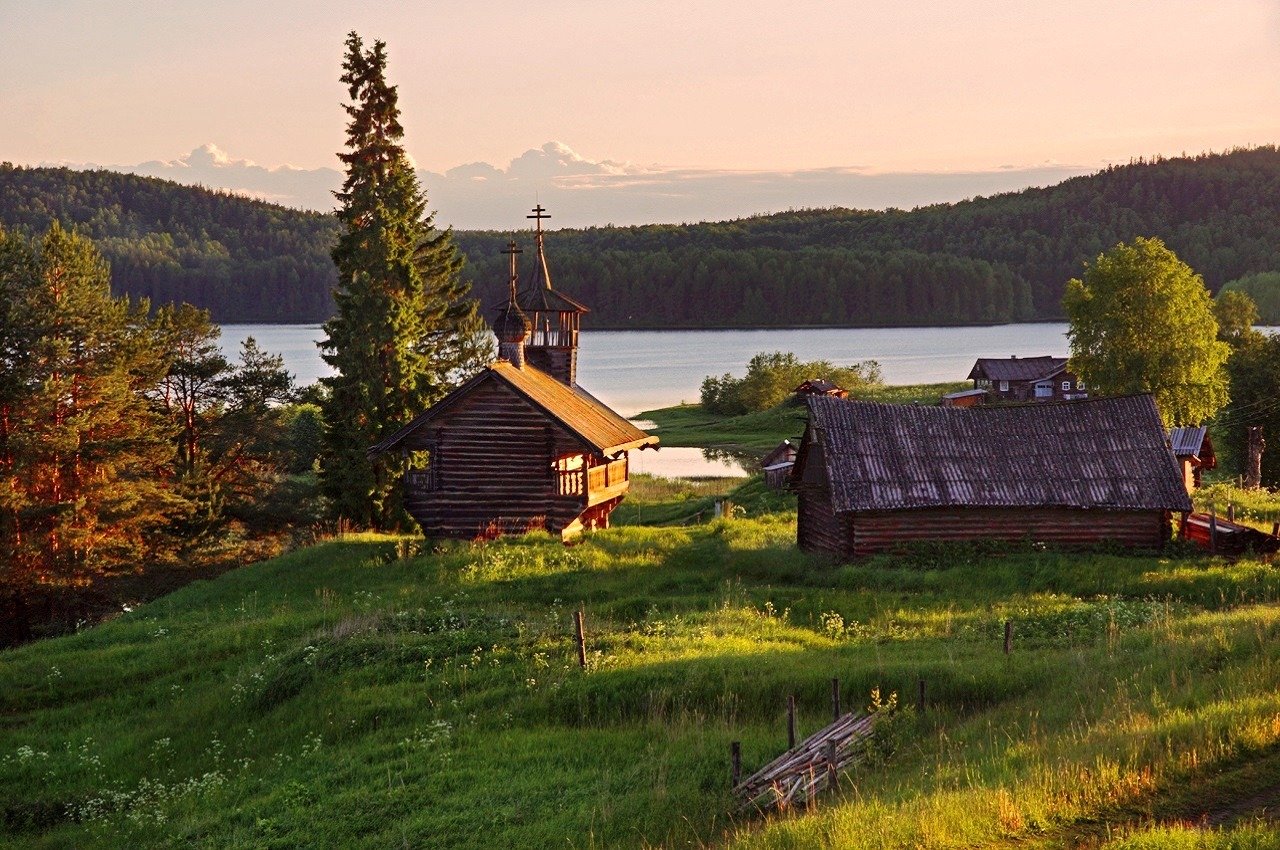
574,609,587,668
787,695,797,749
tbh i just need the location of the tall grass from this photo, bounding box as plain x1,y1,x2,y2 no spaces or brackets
5,519,1280,847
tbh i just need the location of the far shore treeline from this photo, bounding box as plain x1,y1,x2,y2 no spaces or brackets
3,146,1280,327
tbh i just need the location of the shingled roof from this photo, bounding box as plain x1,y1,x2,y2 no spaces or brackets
805,394,1190,513
369,361,657,457
968,356,1067,382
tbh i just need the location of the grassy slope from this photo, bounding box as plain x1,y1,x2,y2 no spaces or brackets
6,500,1280,847
638,382,968,451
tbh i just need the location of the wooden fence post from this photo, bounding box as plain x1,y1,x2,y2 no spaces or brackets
825,739,838,783
787,695,797,749
1271,521,1278,538
917,677,926,712
731,741,741,788
831,677,841,720
1210,510,1218,555
574,609,587,668
1228,503,1237,523
1003,620,1013,655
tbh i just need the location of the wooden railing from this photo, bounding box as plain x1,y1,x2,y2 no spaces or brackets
587,458,628,493
558,465,584,496
557,457,627,498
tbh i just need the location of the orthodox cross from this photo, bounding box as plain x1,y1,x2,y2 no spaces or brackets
502,240,522,299
527,204,551,232
527,204,552,289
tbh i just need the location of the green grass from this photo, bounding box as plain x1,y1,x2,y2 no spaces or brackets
1193,483,1280,531
639,382,967,452
6,515,1280,847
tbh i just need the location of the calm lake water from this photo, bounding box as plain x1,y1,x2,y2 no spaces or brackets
220,322,1081,417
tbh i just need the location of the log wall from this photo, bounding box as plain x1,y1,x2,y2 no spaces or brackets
797,487,851,555
800,503,1169,558
399,378,610,538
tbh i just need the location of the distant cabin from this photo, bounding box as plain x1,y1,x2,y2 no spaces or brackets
760,439,799,490
369,211,658,540
791,394,1191,558
1169,426,1216,492
794,379,848,399
968,356,1087,403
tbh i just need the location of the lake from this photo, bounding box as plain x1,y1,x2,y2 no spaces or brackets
220,322,1081,417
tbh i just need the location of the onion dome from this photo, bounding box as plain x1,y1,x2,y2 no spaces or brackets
494,298,531,343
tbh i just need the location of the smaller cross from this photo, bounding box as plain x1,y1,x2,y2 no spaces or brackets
502,240,522,298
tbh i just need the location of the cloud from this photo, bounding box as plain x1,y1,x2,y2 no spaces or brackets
53,142,1092,230
73,143,345,212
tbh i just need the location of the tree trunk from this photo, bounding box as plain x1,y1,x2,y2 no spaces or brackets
1245,426,1265,490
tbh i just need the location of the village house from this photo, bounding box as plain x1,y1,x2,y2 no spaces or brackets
793,378,849,399
968,356,1087,402
1169,425,1216,492
369,208,657,540
791,394,1191,557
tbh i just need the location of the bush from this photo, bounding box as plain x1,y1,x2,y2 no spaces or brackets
700,351,882,414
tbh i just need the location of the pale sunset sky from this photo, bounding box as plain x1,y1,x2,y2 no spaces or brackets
2,0,1277,227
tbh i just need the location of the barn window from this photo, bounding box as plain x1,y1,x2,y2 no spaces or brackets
1061,381,1071,391
1077,380,1086,390
405,445,437,492
999,380,1009,392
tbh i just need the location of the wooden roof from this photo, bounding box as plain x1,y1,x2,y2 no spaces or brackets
968,356,1068,383
369,361,657,457
804,394,1191,513
1169,426,1211,458
794,378,844,394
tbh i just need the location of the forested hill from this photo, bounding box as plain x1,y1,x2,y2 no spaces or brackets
0,164,340,322
460,147,1280,325
3,147,1280,327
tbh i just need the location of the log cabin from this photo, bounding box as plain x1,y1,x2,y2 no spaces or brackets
792,394,1191,557
968,356,1087,402
369,212,657,540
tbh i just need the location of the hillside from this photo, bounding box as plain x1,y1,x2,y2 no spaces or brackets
0,164,340,322
3,147,1280,326
5,511,1280,847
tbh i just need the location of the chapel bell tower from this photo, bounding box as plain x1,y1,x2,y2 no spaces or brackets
517,205,588,385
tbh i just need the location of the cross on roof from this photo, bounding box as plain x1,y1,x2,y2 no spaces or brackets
527,204,550,234
502,240,522,298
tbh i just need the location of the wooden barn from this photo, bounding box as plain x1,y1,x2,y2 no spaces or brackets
369,213,657,540
760,439,799,490
791,394,1192,557
1169,425,1216,492
968,356,1087,402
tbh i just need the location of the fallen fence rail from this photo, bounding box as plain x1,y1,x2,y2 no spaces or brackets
733,711,877,812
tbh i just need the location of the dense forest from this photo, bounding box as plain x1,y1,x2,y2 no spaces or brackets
0,163,340,322
3,147,1280,327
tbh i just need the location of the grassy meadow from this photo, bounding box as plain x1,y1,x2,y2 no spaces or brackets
6,475,1280,847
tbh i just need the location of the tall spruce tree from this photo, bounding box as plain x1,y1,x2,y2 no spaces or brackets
319,33,490,529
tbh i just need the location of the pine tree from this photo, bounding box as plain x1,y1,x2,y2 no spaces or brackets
0,223,176,586
319,32,490,529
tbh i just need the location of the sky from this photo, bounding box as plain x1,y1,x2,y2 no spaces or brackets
3,1,1278,229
